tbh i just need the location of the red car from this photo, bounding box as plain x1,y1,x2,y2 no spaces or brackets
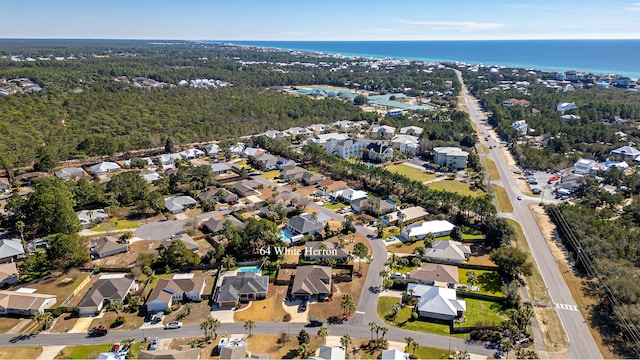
89,325,108,336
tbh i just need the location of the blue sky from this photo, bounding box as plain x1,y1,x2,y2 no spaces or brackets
2,0,640,40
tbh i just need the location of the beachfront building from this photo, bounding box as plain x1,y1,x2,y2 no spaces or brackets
433,147,469,169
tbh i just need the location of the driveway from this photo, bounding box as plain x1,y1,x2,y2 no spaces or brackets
210,308,236,323
282,299,308,322
35,345,65,360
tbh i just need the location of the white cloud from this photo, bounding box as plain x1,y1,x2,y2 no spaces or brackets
626,2,640,11
395,19,507,31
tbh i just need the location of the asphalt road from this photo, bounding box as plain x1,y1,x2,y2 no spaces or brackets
455,69,602,359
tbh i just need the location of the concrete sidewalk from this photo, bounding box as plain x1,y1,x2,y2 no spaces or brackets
36,345,65,360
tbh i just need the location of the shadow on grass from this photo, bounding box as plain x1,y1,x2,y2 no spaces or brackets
478,272,503,293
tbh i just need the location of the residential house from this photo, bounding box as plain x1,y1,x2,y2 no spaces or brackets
157,153,183,166
408,283,466,321
574,158,596,175
502,98,530,107
90,236,128,259
351,197,396,216
328,188,368,203
0,239,24,263
263,130,286,139
387,109,404,117
0,263,18,286
391,135,420,156
219,342,247,360
303,241,349,262
561,114,580,123
179,148,205,160
369,125,396,139
76,209,109,229
380,349,409,360
203,215,246,233
433,147,469,169
512,120,528,135
333,120,355,131
233,179,263,197
77,274,135,315
603,159,630,171
146,274,206,313
400,126,424,137
291,265,332,300
316,180,348,197
204,143,220,158
161,234,199,252
307,123,329,133
164,196,197,214
302,171,323,186
423,240,471,264
211,163,233,176
138,347,201,360
14,172,50,186
88,162,121,176
307,133,349,147
0,178,9,193
610,145,640,162
252,153,277,170
382,207,429,226
199,188,238,204
0,290,56,316
364,143,394,162
285,127,310,137
557,102,576,113
141,172,162,183
314,346,346,360
408,263,459,287
230,143,245,157
215,272,269,307
402,220,455,241
325,138,368,160
242,147,264,158
54,167,88,181
280,165,307,182
286,213,326,237
557,175,584,195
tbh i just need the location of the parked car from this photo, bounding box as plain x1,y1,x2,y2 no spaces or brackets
165,321,183,330
89,325,108,337
517,196,522,200
309,318,324,326
299,300,308,312
148,337,159,350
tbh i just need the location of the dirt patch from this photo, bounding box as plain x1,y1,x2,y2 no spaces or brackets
0,347,42,359
533,307,568,352
89,309,144,331
246,334,323,359
91,240,161,270
49,313,79,333
169,337,216,359
234,285,288,322
309,263,369,321
528,206,568,263
0,317,22,334
164,301,213,325
27,269,90,307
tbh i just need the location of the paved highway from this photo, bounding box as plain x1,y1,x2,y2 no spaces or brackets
455,70,602,359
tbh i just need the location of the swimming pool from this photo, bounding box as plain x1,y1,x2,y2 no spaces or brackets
279,229,294,240
237,267,261,275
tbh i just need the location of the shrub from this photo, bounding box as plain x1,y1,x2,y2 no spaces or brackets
164,307,172,315
283,313,292,322
115,315,126,325
52,306,66,317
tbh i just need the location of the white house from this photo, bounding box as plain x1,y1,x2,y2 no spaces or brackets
512,120,528,135
317,345,346,360
328,188,368,203
179,148,205,160
423,240,471,264
370,125,396,139
391,135,420,155
408,283,466,321
611,145,640,162
204,143,220,157
574,158,596,175
557,102,576,113
307,123,329,133
157,153,183,166
400,126,423,137
89,162,121,176
333,120,355,131
76,209,109,229
433,147,469,169
381,349,410,360
0,289,57,316
146,274,206,313
325,138,368,160
307,133,349,147
402,220,455,241
164,196,197,214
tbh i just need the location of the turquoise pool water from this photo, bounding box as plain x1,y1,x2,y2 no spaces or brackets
279,229,295,240
237,267,261,274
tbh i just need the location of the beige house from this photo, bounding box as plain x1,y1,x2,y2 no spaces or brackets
0,290,56,316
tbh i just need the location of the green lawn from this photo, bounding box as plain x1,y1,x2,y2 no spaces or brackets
494,185,514,212
324,202,349,211
261,170,280,180
484,158,501,181
235,160,247,167
463,298,507,327
93,218,139,231
377,297,466,338
413,345,451,360
56,344,113,359
429,180,484,197
386,164,437,182
458,269,505,297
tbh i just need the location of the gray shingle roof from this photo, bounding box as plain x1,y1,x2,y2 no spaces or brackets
217,272,268,304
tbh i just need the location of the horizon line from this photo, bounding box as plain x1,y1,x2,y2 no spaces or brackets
0,38,639,42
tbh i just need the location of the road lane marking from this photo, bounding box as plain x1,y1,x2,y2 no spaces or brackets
355,311,366,315
555,303,579,311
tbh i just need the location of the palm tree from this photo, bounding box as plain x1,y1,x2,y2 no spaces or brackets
380,326,388,339
340,294,355,317
128,295,144,312
501,339,514,360
404,337,414,353
110,300,124,316
184,303,192,316
188,339,200,348
210,317,221,338
298,343,312,358
244,319,256,337
340,334,352,354
200,319,211,339
411,340,419,355
424,232,435,248
368,321,377,340
413,246,425,256
391,303,402,317
222,255,236,271
317,326,328,344
465,270,478,288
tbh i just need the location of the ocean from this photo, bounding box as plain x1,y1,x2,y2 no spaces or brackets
224,40,640,80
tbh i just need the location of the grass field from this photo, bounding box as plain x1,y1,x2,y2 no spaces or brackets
484,158,501,181
377,297,466,338
0,317,21,334
55,344,113,359
324,202,349,211
458,269,505,297
494,185,514,212
0,347,42,359
386,164,437,182
94,218,139,231
261,170,280,180
429,180,484,197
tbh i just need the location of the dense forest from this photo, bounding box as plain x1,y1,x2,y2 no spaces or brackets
0,40,459,169
463,67,640,170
